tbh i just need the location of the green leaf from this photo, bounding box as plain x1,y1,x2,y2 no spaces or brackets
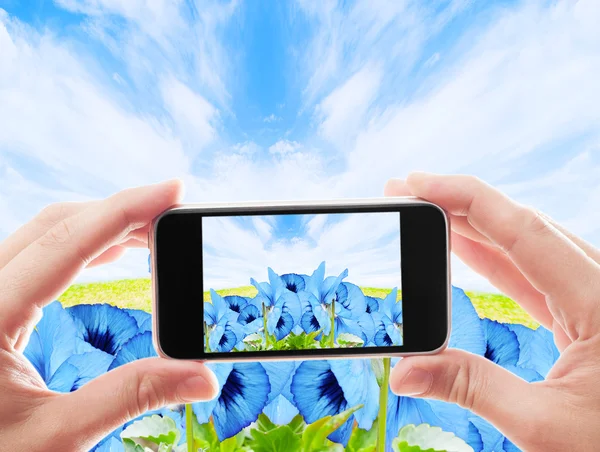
256,413,277,432
248,425,301,452
288,415,306,435
336,333,364,347
346,420,378,452
283,331,322,350
392,424,473,452
193,421,219,452
122,438,148,452
301,404,362,452
121,414,180,447
221,430,246,452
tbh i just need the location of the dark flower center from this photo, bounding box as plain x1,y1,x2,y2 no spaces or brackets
276,315,286,330
318,370,348,413
84,327,117,355
219,369,244,410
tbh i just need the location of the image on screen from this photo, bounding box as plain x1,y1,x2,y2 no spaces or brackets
202,212,402,353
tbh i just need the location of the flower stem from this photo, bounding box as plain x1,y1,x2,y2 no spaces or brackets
329,298,336,348
376,358,391,452
262,302,269,348
185,403,194,452
204,321,210,353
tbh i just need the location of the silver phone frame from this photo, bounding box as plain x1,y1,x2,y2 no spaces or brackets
149,196,452,362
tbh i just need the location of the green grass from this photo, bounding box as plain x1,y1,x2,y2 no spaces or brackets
57,278,538,328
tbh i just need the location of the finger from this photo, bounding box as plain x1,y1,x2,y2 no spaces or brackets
0,180,182,347
451,232,553,329
388,179,600,264
0,202,95,270
538,212,600,264
51,358,218,451
385,179,490,243
86,246,128,268
390,349,553,450
406,172,600,340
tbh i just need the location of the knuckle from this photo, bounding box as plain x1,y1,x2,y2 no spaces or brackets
505,207,553,254
134,374,167,418
37,203,72,226
446,357,486,412
42,220,75,246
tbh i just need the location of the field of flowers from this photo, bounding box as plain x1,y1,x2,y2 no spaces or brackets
42,271,559,452
205,262,402,353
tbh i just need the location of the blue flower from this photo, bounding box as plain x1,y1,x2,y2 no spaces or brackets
223,295,250,313
124,308,152,333
24,301,113,392
468,416,520,452
291,359,379,446
251,268,302,340
373,288,403,346
109,331,156,370
238,301,264,335
300,291,332,337
206,290,245,352
280,273,308,293
205,289,230,327
305,261,348,306
67,303,139,357
365,296,379,314
506,323,559,378
385,286,486,449
210,311,245,352
193,362,270,440
261,361,301,425
331,283,375,344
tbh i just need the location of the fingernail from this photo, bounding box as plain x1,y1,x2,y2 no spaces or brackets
392,367,433,396
178,375,218,402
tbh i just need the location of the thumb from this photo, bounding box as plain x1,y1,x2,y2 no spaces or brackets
55,358,218,449
390,349,550,445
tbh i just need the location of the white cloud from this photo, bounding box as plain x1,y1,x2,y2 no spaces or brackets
160,76,218,150
202,212,401,290
263,113,281,123
316,64,382,148
0,14,190,194
269,139,302,155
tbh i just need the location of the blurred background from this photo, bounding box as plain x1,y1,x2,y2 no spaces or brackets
0,0,598,296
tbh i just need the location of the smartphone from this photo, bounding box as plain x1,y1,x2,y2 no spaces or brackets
149,197,450,361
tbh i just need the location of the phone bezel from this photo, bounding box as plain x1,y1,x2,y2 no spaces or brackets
150,197,451,361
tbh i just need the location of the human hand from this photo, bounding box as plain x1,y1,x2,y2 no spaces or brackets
0,181,217,451
386,172,600,451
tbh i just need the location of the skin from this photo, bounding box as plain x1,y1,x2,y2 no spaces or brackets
0,180,218,452
386,172,600,451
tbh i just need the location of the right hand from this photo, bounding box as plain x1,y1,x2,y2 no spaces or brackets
386,172,600,451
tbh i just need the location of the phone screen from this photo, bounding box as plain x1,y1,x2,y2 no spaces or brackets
154,201,449,360
201,212,403,353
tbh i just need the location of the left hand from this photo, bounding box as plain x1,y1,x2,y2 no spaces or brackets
0,180,217,452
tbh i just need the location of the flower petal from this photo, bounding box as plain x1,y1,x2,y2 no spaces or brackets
210,362,270,440
64,350,114,389
262,361,297,404
450,287,486,356
263,394,300,425
468,416,507,452
306,261,326,301
481,319,519,366
124,309,152,333
209,289,230,320
291,360,353,445
268,267,286,301
365,296,380,314
68,304,139,356
281,273,306,293
329,359,379,430
24,301,87,382
507,324,559,377
224,295,248,313
109,331,157,370
278,291,302,327
250,278,274,306
193,363,233,424
322,268,349,305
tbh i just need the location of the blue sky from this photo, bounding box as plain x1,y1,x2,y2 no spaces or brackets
201,212,402,289
0,0,599,291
